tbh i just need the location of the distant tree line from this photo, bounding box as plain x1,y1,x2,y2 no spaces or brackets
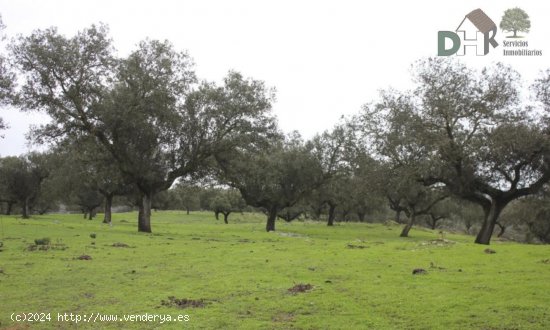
1,18,550,245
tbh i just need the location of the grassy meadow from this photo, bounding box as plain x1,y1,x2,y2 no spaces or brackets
0,211,549,329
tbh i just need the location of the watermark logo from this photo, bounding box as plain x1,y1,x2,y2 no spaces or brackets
500,7,530,38
498,7,542,56
438,8,498,56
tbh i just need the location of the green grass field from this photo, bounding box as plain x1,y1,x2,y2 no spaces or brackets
0,211,549,329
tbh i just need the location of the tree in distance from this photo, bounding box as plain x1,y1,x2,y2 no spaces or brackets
0,153,51,218
51,138,133,223
500,7,531,38
209,189,246,224
216,133,325,232
307,122,355,226
167,182,201,215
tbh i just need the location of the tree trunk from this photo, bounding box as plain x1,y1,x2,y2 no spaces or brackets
400,214,415,237
429,216,439,230
513,30,517,37
357,212,366,222
214,211,220,220
6,201,14,215
342,210,350,222
138,192,153,233
88,208,94,220
186,207,190,215
475,201,504,245
22,197,30,219
103,194,113,224
465,222,473,235
266,206,277,232
223,212,230,224
496,222,506,238
327,203,336,226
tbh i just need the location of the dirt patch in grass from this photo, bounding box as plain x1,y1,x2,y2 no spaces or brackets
277,232,306,238
238,239,253,243
420,239,456,247
484,248,496,254
412,268,428,275
76,255,92,260
161,296,207,309
111,242,130,248
27,245,50,251
27,242,68,251
288,283,313,293
272,312,295,322
347,244,368,249
541,259,550,264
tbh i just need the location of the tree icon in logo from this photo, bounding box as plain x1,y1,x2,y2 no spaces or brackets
499,7,530,38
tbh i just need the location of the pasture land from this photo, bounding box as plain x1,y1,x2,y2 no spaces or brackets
0,212,549,329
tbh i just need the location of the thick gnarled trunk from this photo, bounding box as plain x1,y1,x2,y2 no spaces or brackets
400,214,415,237
327,203,336,226
475,201,504,245
138,192,153,233
266,206,277,232
22,197,30,219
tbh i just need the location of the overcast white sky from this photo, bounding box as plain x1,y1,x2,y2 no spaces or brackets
1,0,550,156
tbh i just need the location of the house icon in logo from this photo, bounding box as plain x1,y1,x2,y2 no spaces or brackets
438,9,499,56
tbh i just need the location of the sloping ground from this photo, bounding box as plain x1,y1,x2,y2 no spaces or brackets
0,211,549,329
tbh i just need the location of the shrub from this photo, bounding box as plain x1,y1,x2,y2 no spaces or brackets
34,238,50,245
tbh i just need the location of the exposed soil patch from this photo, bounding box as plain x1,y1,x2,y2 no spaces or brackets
484,248,496,254
412,268,427,275
420,239,455,247
76,255,92,260
161,296,207,309
288,283,313,293
277,232,306,238
111,242,129,248
541,259,550,264
27,242,67,251
347,244,368,249
82,292,95,299
272,312,295,322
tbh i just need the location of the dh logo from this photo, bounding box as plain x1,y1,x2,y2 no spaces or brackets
438,9,499,56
